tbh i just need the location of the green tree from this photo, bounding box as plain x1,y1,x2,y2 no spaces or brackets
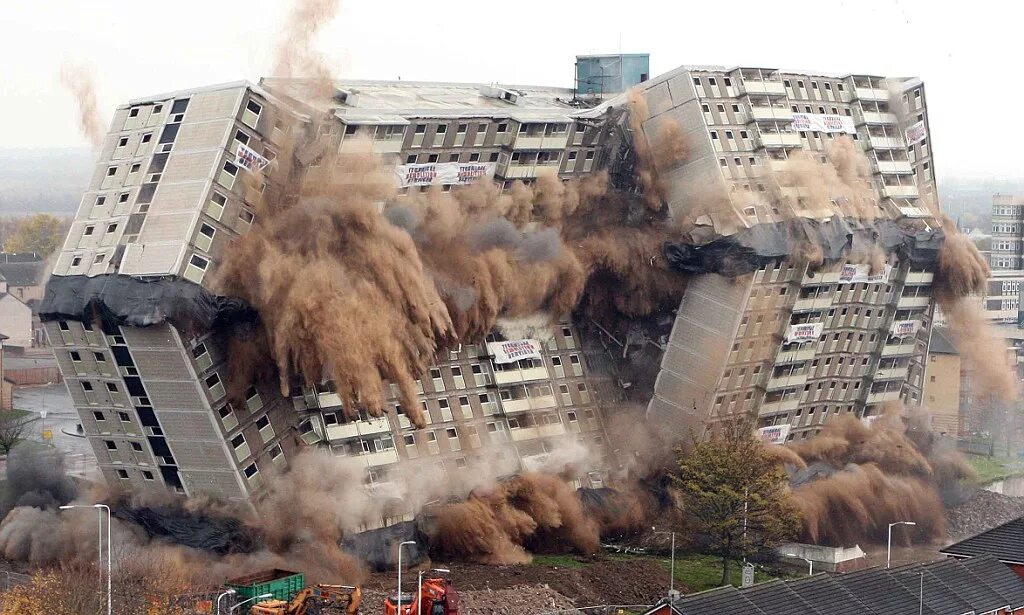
3,214,64,256
673,421,800,585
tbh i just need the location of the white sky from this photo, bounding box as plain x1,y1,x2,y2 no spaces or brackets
0,0,1016,180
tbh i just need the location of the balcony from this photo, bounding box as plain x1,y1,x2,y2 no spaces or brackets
858,111,898,125
855,87,890,101
325,415,391,442
357,449,400,467
866,389,902,404
502,134,570,151
749,106,794,122
777,348,816,364
493,366,551,385
758,398,799,415
905,272,934,285
875,160,913,174
793,296,833,312
897,295,931,309
496,160,560,179
757,133,801,148
874,367,909,381
767,158,791,173
501,394,557,414
538,422,567,437
883,184,919,198
338,136,404,155
868,136,904,150
742,80,787,96
510,426,541,441
520,452,551,472
767,373,808,390
881,343,916,357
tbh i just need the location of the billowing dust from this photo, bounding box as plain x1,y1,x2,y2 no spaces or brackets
787,407,974,546
58,63,105,149
217,145,687,427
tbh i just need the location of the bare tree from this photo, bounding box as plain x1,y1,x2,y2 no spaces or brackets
0,411,37,454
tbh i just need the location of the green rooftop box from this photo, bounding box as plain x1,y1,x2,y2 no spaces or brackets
226,569,305,602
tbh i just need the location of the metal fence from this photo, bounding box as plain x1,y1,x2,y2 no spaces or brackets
538,605,652,615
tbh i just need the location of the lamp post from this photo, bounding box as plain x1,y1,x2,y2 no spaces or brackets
416,567,450,615
397,540,417,612
784,553,814,576
887,521,917,568
230,593,272,612
61,504,111,615
652,527,676,598
215,589,236,615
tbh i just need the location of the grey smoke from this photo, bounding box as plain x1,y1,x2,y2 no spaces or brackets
469,219,563,264
516,227,562,264
435,279,478,311
384,205,421,235
2,446,77,517
469,217,520,252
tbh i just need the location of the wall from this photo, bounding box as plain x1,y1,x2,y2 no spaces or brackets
924,352,961,434
0,295,31,348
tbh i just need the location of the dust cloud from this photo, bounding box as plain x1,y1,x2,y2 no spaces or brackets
58,63,105,149
934,220,1019,403
787,408,973,546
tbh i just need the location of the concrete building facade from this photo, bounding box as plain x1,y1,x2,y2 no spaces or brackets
46,63,945,515
44,79,618,518
629,66,940,442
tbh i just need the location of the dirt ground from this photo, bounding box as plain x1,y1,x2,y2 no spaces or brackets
360,556,671,614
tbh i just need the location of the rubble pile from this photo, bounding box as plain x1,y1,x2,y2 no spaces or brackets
945,489,1024,540
459,587,577,614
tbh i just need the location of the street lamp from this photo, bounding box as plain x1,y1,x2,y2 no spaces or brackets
61,504,111,615
652,527,676,598
215,589,236,615
784,553,814,576
230,593,272,612
397,540,417,611
887,521,917,568
416,567,451,614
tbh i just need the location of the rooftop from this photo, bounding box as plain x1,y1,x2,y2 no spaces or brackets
929,328,959,355
0,260,47,287
649,556,1024,615
942,515,1024,565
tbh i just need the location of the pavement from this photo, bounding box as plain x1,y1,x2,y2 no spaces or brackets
8,383,100,482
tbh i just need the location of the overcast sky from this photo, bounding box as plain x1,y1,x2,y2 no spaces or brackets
0,0,1014,180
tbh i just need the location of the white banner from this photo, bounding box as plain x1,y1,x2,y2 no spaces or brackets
838,263,893,284
395,162,496,188
758,424,791,445
235,143,270,173
890,319,920,339
785,322,823,345
486,339,542,365
791,113,856,135
905,120,927,145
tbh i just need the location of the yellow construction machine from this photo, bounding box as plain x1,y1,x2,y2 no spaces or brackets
249,584,362,615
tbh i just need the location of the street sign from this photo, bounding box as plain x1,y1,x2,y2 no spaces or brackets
742,564,755,588
41,429,52,441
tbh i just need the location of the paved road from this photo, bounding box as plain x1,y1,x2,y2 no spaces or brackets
9,383,100,481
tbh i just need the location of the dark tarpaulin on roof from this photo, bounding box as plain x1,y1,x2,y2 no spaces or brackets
663,216,945,277
113,505,260,555
39,274,257,333
341,521,427,572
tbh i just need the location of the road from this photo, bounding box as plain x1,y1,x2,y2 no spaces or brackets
8,383,100,481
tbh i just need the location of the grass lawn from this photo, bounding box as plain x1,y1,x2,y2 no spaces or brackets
653,553,785,593
536,548,790,593
965,454,1024,484
531,554,588,569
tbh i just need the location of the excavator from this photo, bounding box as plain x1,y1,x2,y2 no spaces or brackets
249,584,362,615
383,576,460,615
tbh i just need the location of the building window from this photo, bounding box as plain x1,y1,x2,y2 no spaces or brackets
243,463,259,480
130,441,143,451
83,381,94,392
106,382,118,393
106,167,117,177
116,470,129,480
142,471,154,481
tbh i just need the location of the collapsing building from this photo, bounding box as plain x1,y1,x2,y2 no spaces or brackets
41,60,941,526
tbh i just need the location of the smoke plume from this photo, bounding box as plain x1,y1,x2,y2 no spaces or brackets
787,408,973,546
59,62,105,148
